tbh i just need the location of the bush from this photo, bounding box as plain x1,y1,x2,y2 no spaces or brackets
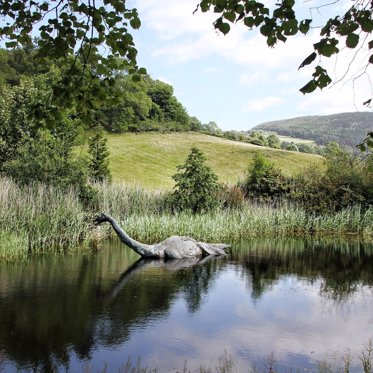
241,152,290,201
168,147,221,213
221,185,245,209
88,130,112,183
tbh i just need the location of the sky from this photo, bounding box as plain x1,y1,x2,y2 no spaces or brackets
129,0,373,131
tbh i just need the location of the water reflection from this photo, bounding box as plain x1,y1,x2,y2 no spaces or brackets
0,238,373,372
230,238,373,301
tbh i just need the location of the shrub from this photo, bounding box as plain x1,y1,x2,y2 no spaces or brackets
88,130,112,183
168,147,221,213
241,152,290,201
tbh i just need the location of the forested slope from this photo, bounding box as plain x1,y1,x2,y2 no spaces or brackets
254,112,373,147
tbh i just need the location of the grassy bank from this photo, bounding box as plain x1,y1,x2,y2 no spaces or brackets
1,178,373,260
103,132,322,189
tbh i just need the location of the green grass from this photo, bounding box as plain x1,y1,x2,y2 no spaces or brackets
276,134,316,145
106,132,322,189
259,130,317,145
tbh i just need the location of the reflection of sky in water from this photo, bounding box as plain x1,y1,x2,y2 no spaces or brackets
75,267,373,373
2,240,373,373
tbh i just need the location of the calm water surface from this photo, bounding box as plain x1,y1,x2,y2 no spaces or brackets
1,238,373,372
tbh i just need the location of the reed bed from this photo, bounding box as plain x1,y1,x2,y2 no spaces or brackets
116,204,373,244
0,178,90,259
0,177,373,260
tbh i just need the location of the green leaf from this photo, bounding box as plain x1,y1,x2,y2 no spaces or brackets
346,33,359,48
137,67,147,75
361,19,373,33
218,22,230,35
300,80,317,94
338,21,358,36
298,52,317,69
244,17,255,28
314,38,339,57
283,19,298,35
299,19,311,34
260,24,272,37
200,0,210,12
267,35,276,47
5,41,17,48
223,11,236,23
130,17,141,29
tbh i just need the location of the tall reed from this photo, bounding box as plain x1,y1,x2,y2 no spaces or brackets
0,178,90,259
1,177,373,260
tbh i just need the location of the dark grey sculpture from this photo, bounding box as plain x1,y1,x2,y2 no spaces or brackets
94,213,229,259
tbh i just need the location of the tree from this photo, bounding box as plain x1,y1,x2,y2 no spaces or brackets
88,130,112,183
242,152,290,200
4,129,87,188
0,1,145,122
0,79,39,170
267,134,281,149
169,147,221,213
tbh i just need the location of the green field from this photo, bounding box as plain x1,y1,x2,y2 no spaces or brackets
259,131,316,145
106,132,322,189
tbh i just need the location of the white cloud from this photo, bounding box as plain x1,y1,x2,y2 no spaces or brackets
131,0,373,129
203,66,223,74
240,71,268,86
243,96,284,112
134,0,216,40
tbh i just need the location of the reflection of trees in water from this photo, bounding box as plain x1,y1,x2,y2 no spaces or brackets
230,238,373,301
1,237,373,372
0,243,222,373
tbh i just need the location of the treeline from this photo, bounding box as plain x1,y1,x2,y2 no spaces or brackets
253,112,373,148
218,130,323,155
0,45,208,134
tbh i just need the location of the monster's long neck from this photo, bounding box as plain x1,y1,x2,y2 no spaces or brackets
107,216,159,258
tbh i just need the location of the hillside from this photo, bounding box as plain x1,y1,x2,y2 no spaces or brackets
253,112,373,147
106,132,322,189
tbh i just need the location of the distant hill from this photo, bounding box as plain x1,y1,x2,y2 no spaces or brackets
253,112,373,147
100,132,322,189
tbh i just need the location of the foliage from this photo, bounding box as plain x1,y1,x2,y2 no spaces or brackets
0,79,40,170
221,185,245,210
200,121,223,136
0,0,145,119
291,143,373,213
241,152,290,201
267,133,281,149
168,147,221,213
284,142,299,152
88,130,112,183
245,131,268,147
4,129,87,189
196,0,373,96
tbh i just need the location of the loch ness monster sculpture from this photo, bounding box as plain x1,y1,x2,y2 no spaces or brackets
94,213,229,259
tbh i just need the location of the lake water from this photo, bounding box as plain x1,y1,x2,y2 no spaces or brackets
1,238,373,372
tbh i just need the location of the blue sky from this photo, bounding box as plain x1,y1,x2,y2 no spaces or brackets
130,0,373,131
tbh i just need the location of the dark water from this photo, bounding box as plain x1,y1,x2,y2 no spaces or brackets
1,238,373,372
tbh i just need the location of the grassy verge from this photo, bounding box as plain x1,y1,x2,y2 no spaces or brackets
0,178,372,260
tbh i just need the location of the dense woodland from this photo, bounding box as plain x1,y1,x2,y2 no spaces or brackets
254,112,373,148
